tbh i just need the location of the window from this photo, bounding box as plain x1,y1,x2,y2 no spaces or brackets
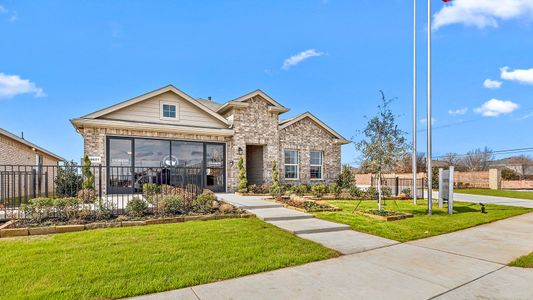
161,103,177,119
310,151,323,179
284,150,299,179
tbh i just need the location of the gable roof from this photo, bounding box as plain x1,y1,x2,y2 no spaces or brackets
195,98,223,112
0,128,65,161
81,85,229,126
279,112,350,144
217,89,289,114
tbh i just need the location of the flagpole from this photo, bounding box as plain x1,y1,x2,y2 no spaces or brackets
427,0,433,215
412,0,417,205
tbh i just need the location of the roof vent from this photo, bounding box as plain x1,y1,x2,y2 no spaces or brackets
208,96,212,101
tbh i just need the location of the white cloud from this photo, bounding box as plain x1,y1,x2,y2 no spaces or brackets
500,66,533,85
433,0,533,30
448,107,468,115
420,117,436,125
282,49,324,70
483,79,502,89
518,112,533,120
474,99,519,117
0,5,18,22
0,73,46,99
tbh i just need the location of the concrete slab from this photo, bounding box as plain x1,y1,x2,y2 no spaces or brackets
409,213,533,264
128,287,198,300
268,218,350,234
298,230,398,254
215,193,282,209
192,254,448,300
358,244,502,289
434,267,533,300
248,207,313,221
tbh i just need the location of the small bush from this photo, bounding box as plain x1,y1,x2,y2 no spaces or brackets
158,195,185,216
291,184,310,196
237,156,248,193
381,186,392,198
94,198,114,220
193,191,216,213
23,197,55,223
349,186,363,198
336,165,354,189
126,197,148,217
77,188,96,204
311,184,326,198
401,188,412,198
53,197,79,220
327,183,342,198
282,183,293,193
143,183,161,195
366,187,378,199
501,168,520,180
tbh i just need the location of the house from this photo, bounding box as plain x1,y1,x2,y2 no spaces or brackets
0,128,64,166
71,85,349,193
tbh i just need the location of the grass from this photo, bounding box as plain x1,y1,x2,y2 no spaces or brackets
455,188,533,200
0,218,337,299
509,252,533,268
312,200,532,242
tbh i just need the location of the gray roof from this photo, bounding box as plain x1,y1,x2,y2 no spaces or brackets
0,128,65,161
195,98,223,112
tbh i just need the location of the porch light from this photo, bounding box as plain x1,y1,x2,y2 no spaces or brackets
237,147,243,156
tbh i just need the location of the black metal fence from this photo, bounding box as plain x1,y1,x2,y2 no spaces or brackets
0,164,203,220
371,176,426,198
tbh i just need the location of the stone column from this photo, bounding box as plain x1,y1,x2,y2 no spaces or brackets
488,168,501,190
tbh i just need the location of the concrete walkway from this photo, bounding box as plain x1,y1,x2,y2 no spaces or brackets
432,191,533,208
216,193,398,254
129,195,533,300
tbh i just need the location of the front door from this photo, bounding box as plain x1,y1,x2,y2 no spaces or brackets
246,145,264,186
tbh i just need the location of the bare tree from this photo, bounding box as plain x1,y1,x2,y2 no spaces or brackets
395,152,426,173
441,152,460,167
460,147,494,171
355,91,408,210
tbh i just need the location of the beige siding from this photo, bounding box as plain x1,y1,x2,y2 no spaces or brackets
100,91,227,129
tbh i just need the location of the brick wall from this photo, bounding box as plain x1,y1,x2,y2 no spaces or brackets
354,171,490,188
501,180,533,189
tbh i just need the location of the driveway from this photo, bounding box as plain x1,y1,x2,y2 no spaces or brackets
129,194,533,300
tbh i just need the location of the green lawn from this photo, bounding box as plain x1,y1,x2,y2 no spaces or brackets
455,188,533,200
509,252,533,268
0,218,338,299
312,200,532,242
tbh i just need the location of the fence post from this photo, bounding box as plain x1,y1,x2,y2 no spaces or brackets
98,164,102,199
45,171,49,198
395,177,400,196
31,168,36,199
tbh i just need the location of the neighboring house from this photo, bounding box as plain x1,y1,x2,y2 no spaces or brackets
0,128,64,166
71,85,349,193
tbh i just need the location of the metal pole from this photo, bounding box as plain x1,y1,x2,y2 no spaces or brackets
412,0,417,205
427,0,433,215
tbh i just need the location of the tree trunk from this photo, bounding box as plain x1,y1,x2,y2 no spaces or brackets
377,172,383,211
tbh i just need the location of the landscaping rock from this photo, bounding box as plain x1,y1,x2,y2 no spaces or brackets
29,226,56,236
219,203,234,213
211,200,220,209
55,225,85,233
0,228,29,238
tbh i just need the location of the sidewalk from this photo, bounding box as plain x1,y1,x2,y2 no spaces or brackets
129,194,533,300
433,191,533,208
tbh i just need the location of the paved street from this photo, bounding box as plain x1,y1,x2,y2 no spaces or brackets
433,191,533,208
129,194,533,300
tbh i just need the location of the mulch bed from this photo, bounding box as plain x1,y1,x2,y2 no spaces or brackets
354,210,414,221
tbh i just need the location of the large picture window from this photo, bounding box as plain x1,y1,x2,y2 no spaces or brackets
284,150,299,179
310,151,323,179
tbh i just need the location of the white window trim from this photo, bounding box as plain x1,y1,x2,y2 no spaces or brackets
284,149,299,180
310,151,323,180
160,100,180,121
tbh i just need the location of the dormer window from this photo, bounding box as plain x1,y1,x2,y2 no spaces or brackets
160,101,179,120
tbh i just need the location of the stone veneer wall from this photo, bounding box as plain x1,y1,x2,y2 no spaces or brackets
279,118,341,185
79,127,231,193
224,97,280,191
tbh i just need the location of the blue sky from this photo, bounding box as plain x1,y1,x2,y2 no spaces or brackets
1,0,532,164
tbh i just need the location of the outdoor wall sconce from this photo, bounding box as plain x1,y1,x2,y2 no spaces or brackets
237,147,243,156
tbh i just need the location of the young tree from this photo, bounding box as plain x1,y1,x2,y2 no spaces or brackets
82,155,95,190
269,160,282,197
336,164,354,189
355,91,408,210
237,156,247,193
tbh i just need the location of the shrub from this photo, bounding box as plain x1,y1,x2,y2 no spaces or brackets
143,183,161,195
82,155,95,190
237,156,247,193
55,161,83,197
23,197,55,223
311,184,326,198
94,198,114,220
77,188,96,204
126,197,148,217
501,168,520,180
192,191,216,213
282,183,293,193
381,186,392,198
336,165,354,189
349,186,363,198
158,195,185,216
401,188,412,198
327,183,342,198
53,197,79,220
270,160,282,198
365,187,378,199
